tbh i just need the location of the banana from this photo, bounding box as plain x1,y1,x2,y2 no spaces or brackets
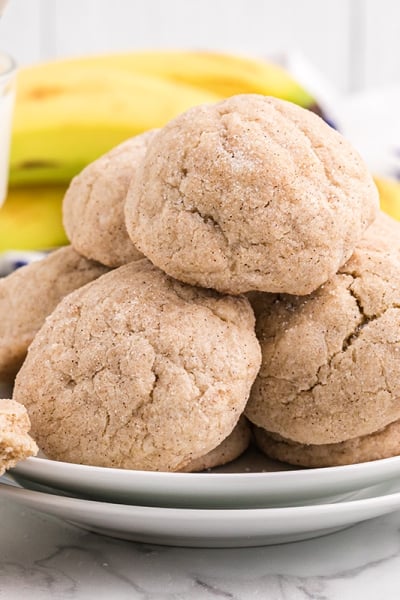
375,176,400,221
10,51,318,186
0,185,68,251
25,50,316,108
10,66,220,186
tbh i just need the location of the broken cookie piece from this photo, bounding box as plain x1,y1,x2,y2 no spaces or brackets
0,399,38,475
246,212,400,445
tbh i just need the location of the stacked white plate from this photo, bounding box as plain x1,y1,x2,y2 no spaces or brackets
1,446,400,548
2,254,400,547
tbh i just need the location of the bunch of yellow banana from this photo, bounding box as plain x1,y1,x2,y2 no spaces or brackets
1,50,321,250
0,185,67,252
9,50,319,187
374,176,400,221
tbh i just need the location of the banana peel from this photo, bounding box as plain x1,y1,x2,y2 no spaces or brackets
26,50,316,108
0,185,68,251
11,66,220,186
10,51,319,187
375,176,400,221
4,50,324,252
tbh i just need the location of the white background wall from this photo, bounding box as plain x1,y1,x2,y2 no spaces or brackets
0,0,399,93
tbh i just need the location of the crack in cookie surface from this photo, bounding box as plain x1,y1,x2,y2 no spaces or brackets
13,260,261,471
246,216,400,445
124,94,378,294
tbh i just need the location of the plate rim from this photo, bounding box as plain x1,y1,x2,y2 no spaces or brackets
3,477,400,547
2,478,400,517
13,452,400,481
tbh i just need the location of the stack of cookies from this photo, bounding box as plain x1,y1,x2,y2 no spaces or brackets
2,93,398,472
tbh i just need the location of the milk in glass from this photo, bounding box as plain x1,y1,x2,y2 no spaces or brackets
0,53,16,206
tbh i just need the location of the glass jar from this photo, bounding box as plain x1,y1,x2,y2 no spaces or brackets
0,51,16,206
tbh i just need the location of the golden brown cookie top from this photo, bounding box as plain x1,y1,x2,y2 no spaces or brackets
63,130,157,268
246,212,400,445
0,246,109,381
13,259,261,471
125,94,378,295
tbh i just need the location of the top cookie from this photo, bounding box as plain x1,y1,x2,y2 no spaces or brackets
0,399,38,475
63,130,157,267
125,94,378,295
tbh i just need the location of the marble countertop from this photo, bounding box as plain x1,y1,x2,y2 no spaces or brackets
1,497,400,599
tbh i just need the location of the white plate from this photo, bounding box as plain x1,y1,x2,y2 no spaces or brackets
1,478,400,547
11,448,400,509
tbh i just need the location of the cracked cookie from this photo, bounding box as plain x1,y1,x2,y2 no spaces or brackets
0,246,109,382
245,212,400,445
125,94,378,295
13,259,261,471
63,130,158,268
181,416,251,472
253,419,400,467
0,399,38,475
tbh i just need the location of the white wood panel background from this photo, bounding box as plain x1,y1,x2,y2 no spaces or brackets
0,0,399,93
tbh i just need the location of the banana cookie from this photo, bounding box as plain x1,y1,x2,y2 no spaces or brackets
13,260,261,471
245,212,400,445
182,416,251,472
0,246,108,381
0,399,38,475
254,420,400,467
63,130,157,267
125,94,378,295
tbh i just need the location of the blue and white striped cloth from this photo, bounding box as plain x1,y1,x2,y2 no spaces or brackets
0,250,46,277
